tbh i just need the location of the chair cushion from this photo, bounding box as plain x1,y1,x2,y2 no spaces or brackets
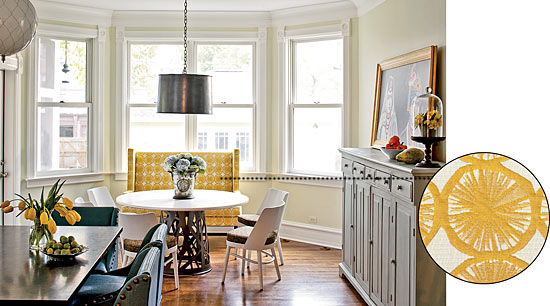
227,226,277,245
123,235,178,253
77,274,126,297
237,214,259,227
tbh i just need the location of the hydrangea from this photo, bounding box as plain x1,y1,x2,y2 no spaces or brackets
182,153,193,160
163,155,178,171
192,157,207,170
176,159,191,172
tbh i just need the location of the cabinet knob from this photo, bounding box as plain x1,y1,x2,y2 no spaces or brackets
391,259,396,264
353,167,357,171
350,224,354,229
344,164,348,168
370,240,373,245
360,170,364,174
397,185,403,190
383,179,389,185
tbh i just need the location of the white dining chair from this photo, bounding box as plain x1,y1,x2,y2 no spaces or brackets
237,188,289,265
222,201,285,291
74,196,94,207
118,212,180,289
87,186,117,207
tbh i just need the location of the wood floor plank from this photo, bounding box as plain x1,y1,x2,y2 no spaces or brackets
160,236,364,305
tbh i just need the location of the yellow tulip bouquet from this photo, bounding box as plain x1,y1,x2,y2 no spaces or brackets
1,180,81,249
414,109,443,137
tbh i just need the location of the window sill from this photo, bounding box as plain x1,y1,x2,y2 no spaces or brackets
271,172,343,188
26,173,105,188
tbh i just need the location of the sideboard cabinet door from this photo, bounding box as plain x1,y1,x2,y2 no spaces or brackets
395,200,415,306
342,159,354,272
356,180,371,293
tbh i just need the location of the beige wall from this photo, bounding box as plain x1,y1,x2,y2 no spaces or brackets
357,0,446,161
14,0,445,231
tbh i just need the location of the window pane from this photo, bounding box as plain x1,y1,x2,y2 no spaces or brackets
295,39,343,104
38,38,87,103
129,107,187,151
197,44,253,104
129,44,185,104
293,107,341,173
38,107,88,171
197,108,253,169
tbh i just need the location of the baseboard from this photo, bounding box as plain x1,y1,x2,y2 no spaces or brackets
206,221,343,250
207,226,235,234
279,220,342,250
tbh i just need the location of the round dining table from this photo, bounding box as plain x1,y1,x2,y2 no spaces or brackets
116,189,248,275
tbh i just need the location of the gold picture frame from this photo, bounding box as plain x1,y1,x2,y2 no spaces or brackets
371,46,437,147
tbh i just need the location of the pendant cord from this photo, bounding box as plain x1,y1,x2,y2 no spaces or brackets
1,69,5,226
183,0,188,74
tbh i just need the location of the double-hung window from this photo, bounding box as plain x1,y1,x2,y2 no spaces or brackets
35,37,91,175
127,41,257,170
288,37,344,175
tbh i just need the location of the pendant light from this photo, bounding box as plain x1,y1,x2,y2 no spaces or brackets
0,0,38,62
157,0,212,114
61,40,70,83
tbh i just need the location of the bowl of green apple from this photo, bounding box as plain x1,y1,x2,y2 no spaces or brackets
40,235,88,261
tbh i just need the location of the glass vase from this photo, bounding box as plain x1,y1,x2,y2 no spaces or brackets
172,170,197,199
29,220,50,250
411,87,444,138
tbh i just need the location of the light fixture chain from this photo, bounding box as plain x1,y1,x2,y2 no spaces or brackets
183,0,188,73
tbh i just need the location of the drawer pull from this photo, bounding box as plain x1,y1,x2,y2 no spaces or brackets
397,185,403,190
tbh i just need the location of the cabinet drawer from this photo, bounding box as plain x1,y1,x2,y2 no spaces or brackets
364,167,375,182
391,177,412,201
374,170,391,191
342,159,353,175
353,162,366,178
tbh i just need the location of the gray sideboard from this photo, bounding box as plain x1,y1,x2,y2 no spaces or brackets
339,148,445,306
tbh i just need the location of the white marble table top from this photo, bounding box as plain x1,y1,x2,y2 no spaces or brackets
116,189,248,212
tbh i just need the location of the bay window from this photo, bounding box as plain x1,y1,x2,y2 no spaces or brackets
288,37,344,175
127,40,258,171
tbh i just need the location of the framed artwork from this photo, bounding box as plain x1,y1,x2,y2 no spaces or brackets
371,46,437,147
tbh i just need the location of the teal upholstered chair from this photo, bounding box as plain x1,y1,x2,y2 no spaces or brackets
52,207,119,272
69,224,167,306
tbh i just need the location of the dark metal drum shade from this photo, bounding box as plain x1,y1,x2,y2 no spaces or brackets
157,74,213,114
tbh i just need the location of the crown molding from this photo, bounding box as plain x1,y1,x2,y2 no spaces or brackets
271,1,357,27
33,0,365,28
31,0,113,27
351,0,386,16
112,10,271,28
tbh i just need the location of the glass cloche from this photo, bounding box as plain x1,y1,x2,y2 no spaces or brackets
411,87,444,138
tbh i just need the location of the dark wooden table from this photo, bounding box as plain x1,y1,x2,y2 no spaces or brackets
0,226,122,305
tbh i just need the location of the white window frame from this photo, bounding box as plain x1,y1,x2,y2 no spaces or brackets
279,21,351,177
27,24,105,187
116,29,267,178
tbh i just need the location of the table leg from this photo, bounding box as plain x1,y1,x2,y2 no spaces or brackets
162,210,212,275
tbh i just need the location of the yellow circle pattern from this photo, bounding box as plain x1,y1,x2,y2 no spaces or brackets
419,153,549,283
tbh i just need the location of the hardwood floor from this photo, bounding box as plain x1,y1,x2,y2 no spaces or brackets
160,236,364,305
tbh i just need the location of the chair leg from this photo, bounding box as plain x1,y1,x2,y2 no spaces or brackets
277,238,284,266
271,248,281,280
247,249,252,269
241,249,246,276
257,250,263,291
222,246,231,284
172,251,179,289
234,247,238,260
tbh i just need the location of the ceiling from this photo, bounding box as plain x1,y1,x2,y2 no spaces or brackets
41,0,356,11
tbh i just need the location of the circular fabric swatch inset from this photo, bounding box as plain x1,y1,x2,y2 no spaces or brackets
419,152,549,284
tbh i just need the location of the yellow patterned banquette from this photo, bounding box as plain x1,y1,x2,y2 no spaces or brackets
123,148,241,227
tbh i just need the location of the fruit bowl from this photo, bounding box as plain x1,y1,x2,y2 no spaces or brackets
380,147,404,159
40,246,88,261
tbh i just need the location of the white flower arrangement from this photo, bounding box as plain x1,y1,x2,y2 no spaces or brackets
163,153,207,175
